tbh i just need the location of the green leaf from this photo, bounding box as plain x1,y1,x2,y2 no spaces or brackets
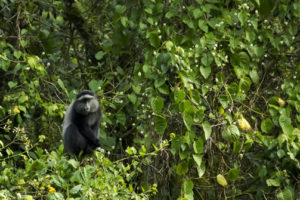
149,33,160,48
157,53,171,72
18,95,28,103
70,170,82,183
197,162,206,177
276,187,294,200
201,53,213,67
127,93,137,104
115,5,126,14
155,115,167,135
27,56,38,69
57,79,69,98
88,79,103,92
292,2,300,17
189,90,201,106
142,64,152,76
68,159,79,168
120,16,128,27
174,89,185,103
249,69,259,84
8,81,17,89
176,161,189,175
203,121,212,140
52,175,66,188
200,66,211,79
70,184,82,194
13,50,22,59
145,8,152,14
254,0,260,7
192,8,203,19
258,167,267,179
239,77,252,93
183,100,195,113
238,11,248,26
151,97,164,114
226,168,239,181
193,138,203,154
95,51,105,60
261,118,273,133
193,154,202,167
279,113,293,135
117,112,126,126
132,85,141,94
222,125,240,142
266,178,280,187
183,17,195,29
231,52,250,78
198,20,208,32
165,41,174,51
218,95,230,109
158,84,170,95
277,149,285,158
183,112,193,130
246,31,256,43
183,180,194,195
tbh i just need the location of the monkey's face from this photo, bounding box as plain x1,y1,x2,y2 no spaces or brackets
74,96,99,115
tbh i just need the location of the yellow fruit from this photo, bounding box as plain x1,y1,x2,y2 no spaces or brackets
18,179,25,185
25,196,34,200
217,174,228,187
277,98,285,107
238,117,251,131
14,107,20,114
47,185,56,194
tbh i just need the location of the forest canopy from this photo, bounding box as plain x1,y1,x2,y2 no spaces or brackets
0,0,299,199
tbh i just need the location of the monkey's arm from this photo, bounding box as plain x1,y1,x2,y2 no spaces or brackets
79,126,101,147
80,127,100,147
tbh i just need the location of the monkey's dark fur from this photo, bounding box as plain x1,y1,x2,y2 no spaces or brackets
62,90,101,155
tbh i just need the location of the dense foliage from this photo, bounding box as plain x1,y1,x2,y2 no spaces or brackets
0,0,299,199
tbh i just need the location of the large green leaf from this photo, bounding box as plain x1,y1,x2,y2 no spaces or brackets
261,118,273,133
276,187,294,200
197,162,206,178
127,93,137,104
266,178,280,187
155,115,167,135
231,52,250,78
193,138,203,154
88,79,103,92
183,179,194,195
239,77,252,93
201,53,214,67
183,112,193,130
279,113,293,135
193,154,202,167
174,89,185,103
176,161,189,175
202,121,212,140
226,168,239,181
200,66,211,79
151,97,164,114
198,20,208,32
222,125,240,142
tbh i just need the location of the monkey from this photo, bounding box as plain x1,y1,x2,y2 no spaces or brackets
62,90,101,155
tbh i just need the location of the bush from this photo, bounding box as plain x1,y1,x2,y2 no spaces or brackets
0,0,299,199
0,123,157,200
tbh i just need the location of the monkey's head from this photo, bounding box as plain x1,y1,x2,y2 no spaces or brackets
74,90,99,115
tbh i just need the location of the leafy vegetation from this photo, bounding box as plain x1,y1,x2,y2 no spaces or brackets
0,0,299,199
